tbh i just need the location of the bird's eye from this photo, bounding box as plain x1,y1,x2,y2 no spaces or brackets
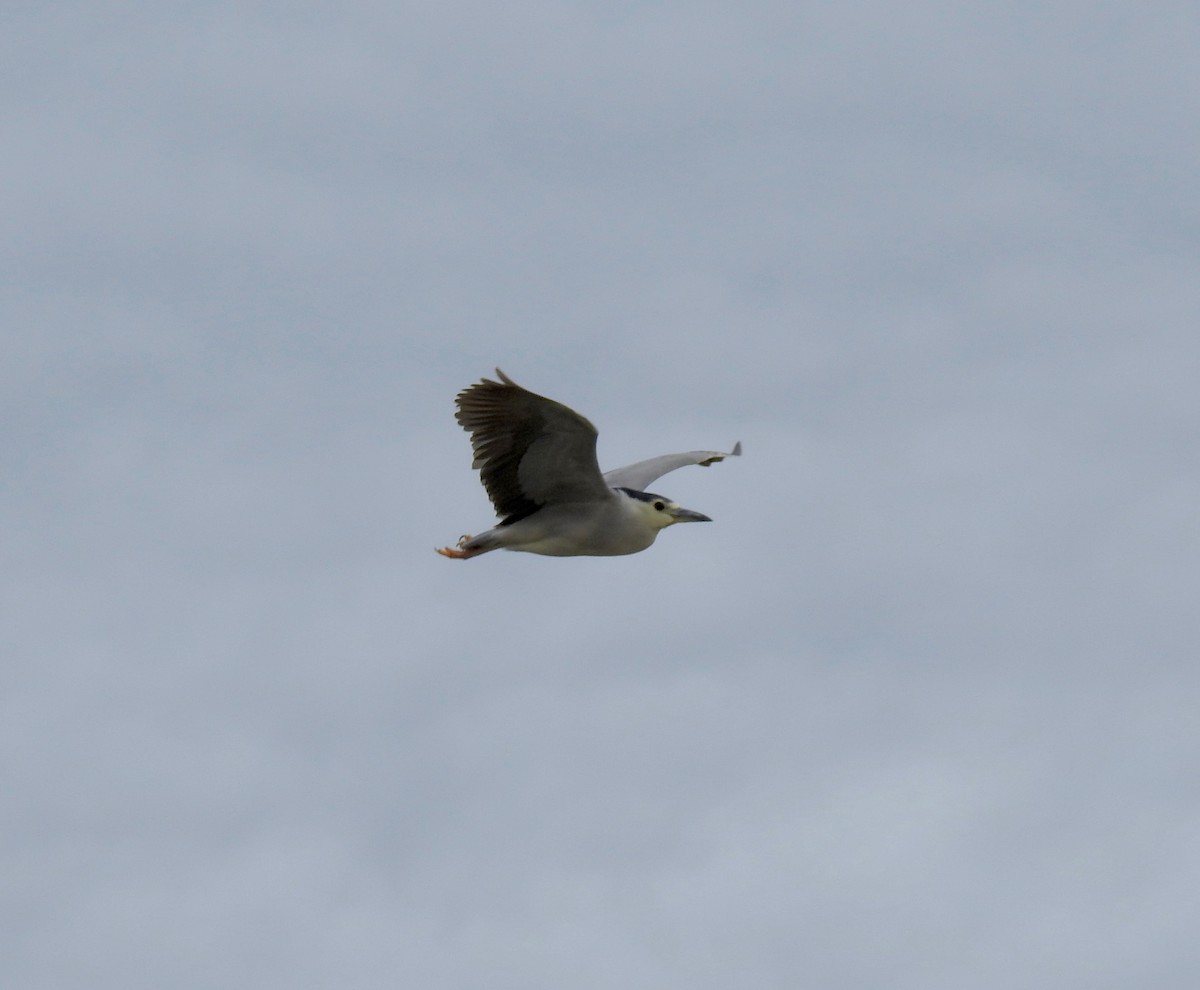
654,501,665,511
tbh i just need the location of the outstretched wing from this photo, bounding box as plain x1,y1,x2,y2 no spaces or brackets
602,442,742,491
454,369,611,524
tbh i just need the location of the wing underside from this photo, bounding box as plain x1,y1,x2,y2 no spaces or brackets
602,442,742,491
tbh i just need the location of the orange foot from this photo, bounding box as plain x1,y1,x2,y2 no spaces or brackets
435,534,475,559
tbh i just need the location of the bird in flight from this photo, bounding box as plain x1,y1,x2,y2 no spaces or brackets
437,369,740,559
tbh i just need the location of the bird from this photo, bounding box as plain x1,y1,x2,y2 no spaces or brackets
436,369,740,559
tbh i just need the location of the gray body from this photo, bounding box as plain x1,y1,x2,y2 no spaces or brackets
460,493,685,557
437,369,740,559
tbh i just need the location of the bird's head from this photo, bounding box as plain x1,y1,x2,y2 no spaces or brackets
617,487,712,532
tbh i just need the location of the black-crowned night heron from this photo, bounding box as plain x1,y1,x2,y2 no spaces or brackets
437,369,741,559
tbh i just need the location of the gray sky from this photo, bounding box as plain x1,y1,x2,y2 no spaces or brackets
4,3,1199,988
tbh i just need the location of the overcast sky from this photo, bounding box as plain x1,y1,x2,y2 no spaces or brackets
4,3,1199,988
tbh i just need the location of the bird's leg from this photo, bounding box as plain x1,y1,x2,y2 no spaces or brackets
435,534,475,559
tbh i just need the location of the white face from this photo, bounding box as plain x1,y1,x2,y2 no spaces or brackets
619,488,711,531
634,495,683,531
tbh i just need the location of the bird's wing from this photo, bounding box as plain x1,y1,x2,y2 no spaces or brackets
602,442,742,491
454,369,611,523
